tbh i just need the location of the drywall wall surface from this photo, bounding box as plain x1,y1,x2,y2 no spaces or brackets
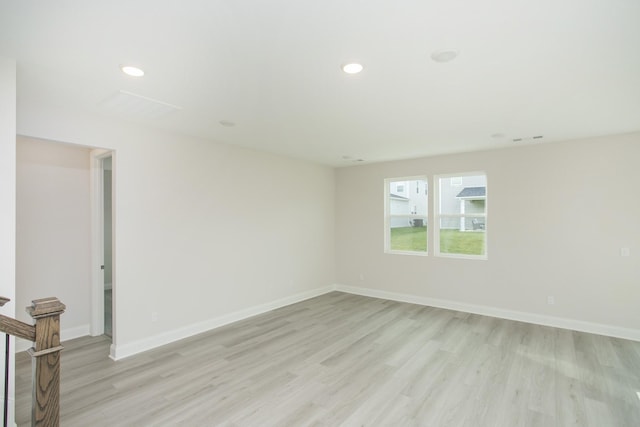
335,133,640,332
17,104,335,350
16,136,92,336
0,55,16,427
0,57,16,311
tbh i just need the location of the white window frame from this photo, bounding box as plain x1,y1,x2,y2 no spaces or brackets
384,176,429,256
434,172,487,260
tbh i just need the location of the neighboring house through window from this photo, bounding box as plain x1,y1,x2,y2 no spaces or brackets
435,173,487,259
385,177,428,254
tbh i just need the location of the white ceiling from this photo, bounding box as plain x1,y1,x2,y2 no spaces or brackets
2,0,639,166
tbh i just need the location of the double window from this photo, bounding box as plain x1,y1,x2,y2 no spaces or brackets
385,172,487,259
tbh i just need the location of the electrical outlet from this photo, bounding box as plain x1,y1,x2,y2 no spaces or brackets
547,296,555,305
151,312,159,322
621,247,630,257
359,273,364,281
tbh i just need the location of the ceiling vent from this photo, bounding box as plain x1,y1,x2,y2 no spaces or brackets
100,90,182,119
513,135,544,143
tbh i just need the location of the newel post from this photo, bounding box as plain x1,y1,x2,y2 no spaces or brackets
26,298,66,427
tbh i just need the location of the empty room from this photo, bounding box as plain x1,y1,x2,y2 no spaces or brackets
1,1,639,426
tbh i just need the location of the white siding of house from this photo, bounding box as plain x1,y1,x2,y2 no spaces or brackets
389,178,427,229
389,196,410,228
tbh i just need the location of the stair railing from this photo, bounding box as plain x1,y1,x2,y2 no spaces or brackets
0,296,65,427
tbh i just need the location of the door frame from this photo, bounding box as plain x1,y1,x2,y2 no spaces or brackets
90,149,114,339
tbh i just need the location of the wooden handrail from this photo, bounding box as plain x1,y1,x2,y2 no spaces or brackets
0,296,36,341
0,314,35,341
0,296,65,427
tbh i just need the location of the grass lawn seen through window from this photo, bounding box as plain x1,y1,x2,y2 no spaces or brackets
390,226,485,255
390,226,427,252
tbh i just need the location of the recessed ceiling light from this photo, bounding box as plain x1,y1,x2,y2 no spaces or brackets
219,120,236,127
430,49,459,63
342,63,364,74
121,66,144,77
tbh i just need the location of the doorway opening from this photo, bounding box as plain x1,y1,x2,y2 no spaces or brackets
90,149,115,354
102,156,113,337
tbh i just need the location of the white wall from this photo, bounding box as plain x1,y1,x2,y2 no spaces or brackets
17,104,336,358
16,136,92,347
336,133,640,338
0,56,16,427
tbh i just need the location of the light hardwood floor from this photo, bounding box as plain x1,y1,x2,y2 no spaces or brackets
15,292,640,426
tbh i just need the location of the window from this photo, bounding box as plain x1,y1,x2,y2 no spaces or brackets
435,173,487,258
385,177,428,254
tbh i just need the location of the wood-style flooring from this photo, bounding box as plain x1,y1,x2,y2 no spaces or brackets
14,292,640,426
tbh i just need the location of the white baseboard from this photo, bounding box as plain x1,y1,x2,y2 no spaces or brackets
14,323,91,353
62,323,91,342
335,284,640,342
110,285,334,361
20,284,636,360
